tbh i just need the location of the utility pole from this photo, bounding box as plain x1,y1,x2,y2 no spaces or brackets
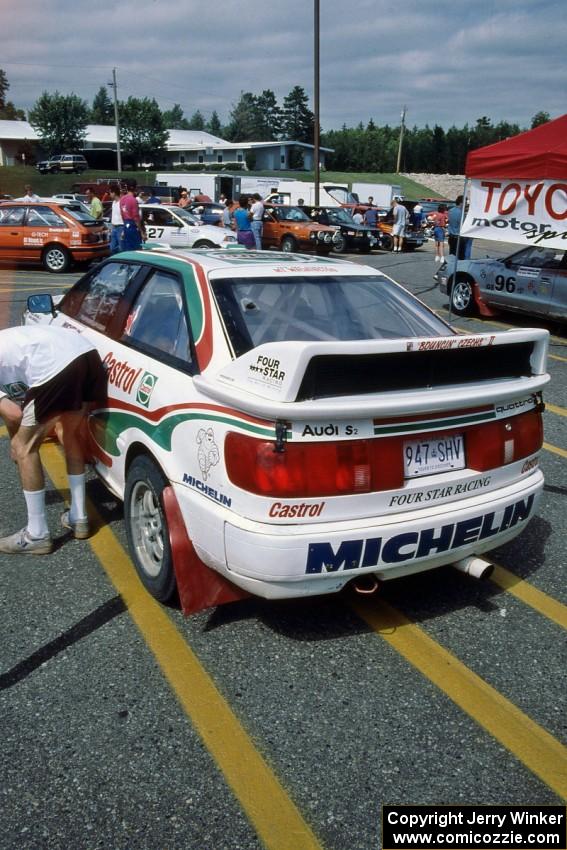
396,105,407,174
314,0,320,205
108,68,122,174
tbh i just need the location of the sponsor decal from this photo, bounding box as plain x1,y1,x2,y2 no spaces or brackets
182,472,231,507
30,231,48,238
521,456,539,474
305,495,535,574
517,266,540,279
293,420,374,440
249,355,286,383
136,371,158,407
103,352,143,395
418,335,496,351
196,427,219,481
388,476,491,507
269,501,325,519
23,237,44,245
495,395,538,415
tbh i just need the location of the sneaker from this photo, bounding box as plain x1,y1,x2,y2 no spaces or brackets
60,510,90,540
0,527,53,555
435,255,440,262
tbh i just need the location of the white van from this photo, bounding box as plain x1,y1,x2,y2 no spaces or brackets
264,181,349,207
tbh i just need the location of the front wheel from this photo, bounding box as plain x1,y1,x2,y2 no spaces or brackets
381,233,394,251
192,240,215,248
281,235,297,253
42,244,71,273
124,456,176,602
450,277,476,316
332,234,348,254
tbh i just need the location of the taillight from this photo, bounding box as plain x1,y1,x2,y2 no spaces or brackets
467,409,542,470
81,232,98,244
225,432,404,497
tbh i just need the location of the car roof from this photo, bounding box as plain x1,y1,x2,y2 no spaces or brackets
116,246,381,278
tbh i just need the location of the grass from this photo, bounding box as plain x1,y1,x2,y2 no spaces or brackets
0,166,438,200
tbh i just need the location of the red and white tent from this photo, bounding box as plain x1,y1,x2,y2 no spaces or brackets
461,114,567,251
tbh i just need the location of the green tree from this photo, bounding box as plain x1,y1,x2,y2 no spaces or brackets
119,96,169,166
29,91,89,153
255,90,282,140
187,110,205,130
531,111,550,129
90,86,114,125
281,86,314,143
163,104,190,129
226,92,260,141
0,68,25,120
207,110,222,136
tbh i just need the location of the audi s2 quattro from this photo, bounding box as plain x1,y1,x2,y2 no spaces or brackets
25,248,549,608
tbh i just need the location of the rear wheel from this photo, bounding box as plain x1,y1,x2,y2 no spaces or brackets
193,240,215,248
124,456,176,602
42,244,71,273
281,235,297,253
381,233,394,251
450,276,476,316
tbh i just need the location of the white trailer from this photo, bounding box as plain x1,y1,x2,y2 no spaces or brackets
155,173,242,202
264,181,349,207
350,182,403,206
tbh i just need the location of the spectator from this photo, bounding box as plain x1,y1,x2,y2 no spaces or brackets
145,189,161,204
250,193,264,250
367,196,374,206
222,198,233,229
364,205,379,228
447,195,472,259
16,184,40,203
233,197,255,249
178,189,190,208
352,208,364,225
412,201,423,229
85,188,103,220
109,187,124,254
0,325,107,554
391,197,409,252
119,181,145,251
431,203,449,264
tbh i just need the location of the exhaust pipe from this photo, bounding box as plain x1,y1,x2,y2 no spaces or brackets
352,574,381,595
452,556,494,580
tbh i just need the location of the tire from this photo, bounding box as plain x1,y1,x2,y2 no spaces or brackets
332,233,348,254
381,233,394,251
42,244,71,273
124,456,176,602
316,246,332,256
192,240,215,248
281,235,297,253
450,276,476,316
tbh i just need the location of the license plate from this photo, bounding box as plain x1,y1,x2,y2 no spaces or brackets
403,434,465,478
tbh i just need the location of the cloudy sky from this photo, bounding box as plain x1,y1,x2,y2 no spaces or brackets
2,0,565,133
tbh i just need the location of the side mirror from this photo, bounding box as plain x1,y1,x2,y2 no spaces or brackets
27,293,56,316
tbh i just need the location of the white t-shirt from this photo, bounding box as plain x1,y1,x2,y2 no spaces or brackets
0,325,95,401
111,199,124,225
251,200,264,221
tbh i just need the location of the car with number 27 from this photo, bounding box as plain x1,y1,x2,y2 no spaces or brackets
140,204,237,250
25,247,549,612
442,245,567,323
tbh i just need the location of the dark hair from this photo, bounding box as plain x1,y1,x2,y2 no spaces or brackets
438,204,447,212
252,193,261,201
455,195,463,205
239,196,249,208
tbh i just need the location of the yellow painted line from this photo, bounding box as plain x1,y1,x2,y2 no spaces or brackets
352,597,567,799
41,443,323,850
550,353,567,363
490,564,567,630
544,441,567,459
547,402,567,418
0,425,7,438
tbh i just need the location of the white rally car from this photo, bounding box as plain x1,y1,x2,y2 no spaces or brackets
25,248,549,611
140,203,237,249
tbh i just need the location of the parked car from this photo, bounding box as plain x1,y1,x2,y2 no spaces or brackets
36,154,88,174
300,205,378,254
373,206,426,251
440,245,567,323
24,248,549,608
140,204,237,249
186,201,226,226
261,204,340,254
52,192,89,203
0,199,109,272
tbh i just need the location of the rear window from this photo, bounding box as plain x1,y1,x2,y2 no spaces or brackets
61,203,99,225
211,275,452,357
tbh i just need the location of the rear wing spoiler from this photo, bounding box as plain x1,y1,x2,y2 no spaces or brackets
193,329,550,420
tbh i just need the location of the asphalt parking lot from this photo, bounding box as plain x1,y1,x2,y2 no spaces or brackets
0,242,565,850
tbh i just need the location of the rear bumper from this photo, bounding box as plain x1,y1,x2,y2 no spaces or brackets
220,471,543,598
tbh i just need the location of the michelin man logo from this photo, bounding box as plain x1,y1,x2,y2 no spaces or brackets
197,428,220,481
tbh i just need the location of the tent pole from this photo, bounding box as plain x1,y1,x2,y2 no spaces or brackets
448,176,470,321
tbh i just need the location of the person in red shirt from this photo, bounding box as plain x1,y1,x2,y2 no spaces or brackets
119,181,146,250
431,204,448,264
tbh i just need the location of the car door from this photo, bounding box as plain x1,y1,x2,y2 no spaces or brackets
493,247,561,318
0,205,27,261
261,210,279,249
143,207,188,247
548,253,567,322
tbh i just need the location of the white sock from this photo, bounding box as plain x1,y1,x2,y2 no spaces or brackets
23,489,49,538
68,473,87,522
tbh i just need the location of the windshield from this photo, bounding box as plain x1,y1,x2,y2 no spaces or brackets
211,275,453,356
174,207,200,225
323,208,358,225
270,206,310,222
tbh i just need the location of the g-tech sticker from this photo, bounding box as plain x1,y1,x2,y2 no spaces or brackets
305,495,534,574
197,428,219,480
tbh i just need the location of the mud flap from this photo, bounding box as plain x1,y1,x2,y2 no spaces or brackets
162,486,250,616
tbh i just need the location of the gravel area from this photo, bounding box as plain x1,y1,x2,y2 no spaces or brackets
403,172,467,199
